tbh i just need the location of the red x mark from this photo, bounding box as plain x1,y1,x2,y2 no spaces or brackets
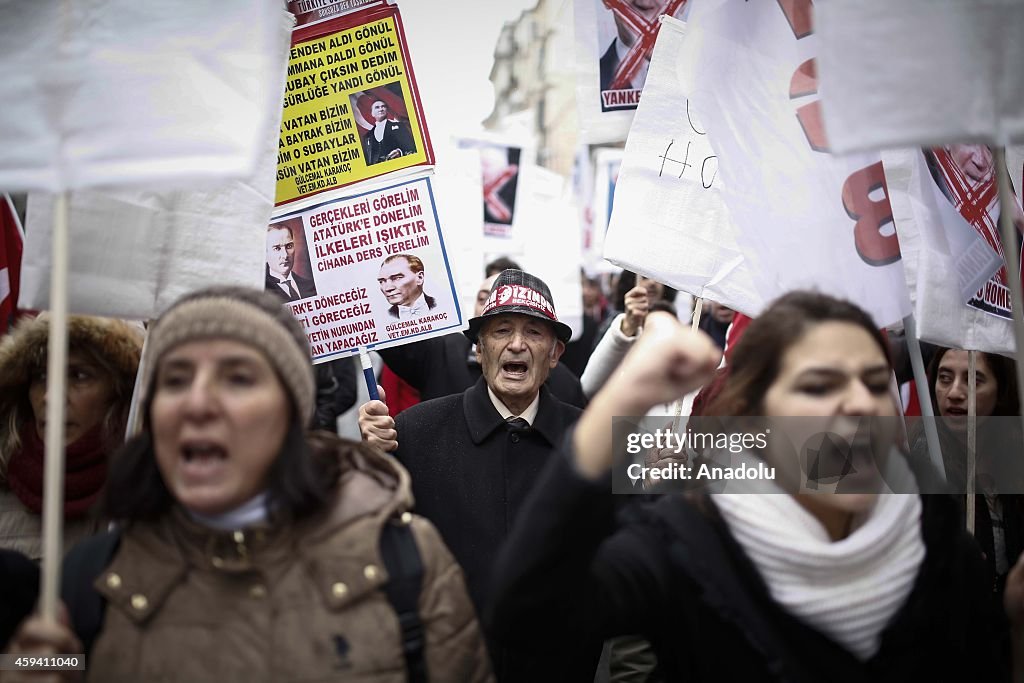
603,0,686,90
483,166,518,223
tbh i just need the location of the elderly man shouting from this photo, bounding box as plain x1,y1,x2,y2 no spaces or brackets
360,269,595,681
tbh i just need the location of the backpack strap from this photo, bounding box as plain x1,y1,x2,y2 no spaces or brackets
60,528,121,657
379,519,427,683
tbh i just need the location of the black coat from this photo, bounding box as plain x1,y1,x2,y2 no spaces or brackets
393,379,596,681
489,445,1008,682
363,120,416,165
264,266,316,301
379,332,588,409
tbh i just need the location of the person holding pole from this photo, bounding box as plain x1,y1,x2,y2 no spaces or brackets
5,287,491,682
488,291,1023,680
912,348,1024,599
0,314,143,561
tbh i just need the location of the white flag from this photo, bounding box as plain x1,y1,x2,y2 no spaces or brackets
816,0,1024,153
18,16,293,320
603,16,763,316
679,0,911,327
0,1,289,192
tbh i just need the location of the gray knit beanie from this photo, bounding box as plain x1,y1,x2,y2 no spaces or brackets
141,287,315,425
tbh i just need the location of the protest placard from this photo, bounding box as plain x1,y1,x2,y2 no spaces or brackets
591,148,622,255
679,3,910,327
455,137,528,242
884,149,1016,354
574,0,687,144
276,4,432,207
603,17,763,316
0,1,287,192
924,144,1023,320
287,0,385,29
268,172,462,362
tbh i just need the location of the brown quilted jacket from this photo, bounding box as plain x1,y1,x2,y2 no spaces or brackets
84,446,493,682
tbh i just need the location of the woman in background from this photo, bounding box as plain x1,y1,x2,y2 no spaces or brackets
0,314,143,560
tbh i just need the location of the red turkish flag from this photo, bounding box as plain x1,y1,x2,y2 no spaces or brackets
0,194,24,335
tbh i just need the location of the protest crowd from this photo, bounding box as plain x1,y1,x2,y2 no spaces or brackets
2,1,1024,682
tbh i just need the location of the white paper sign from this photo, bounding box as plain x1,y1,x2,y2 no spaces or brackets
269,172,465,363
0,1,288,192
816,0,1024,152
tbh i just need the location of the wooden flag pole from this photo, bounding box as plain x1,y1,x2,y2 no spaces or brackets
903,314,945,479
41,192,70,621
993,146,1024,442
966,350,977,535
690,296,704,332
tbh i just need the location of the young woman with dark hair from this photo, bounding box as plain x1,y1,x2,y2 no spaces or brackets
489,291,1023,681
913,347,1024,600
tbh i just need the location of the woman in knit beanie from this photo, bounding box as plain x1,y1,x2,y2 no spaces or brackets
5,286,491,683
0,314,143,561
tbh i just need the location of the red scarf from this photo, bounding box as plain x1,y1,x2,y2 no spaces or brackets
6,422,108,520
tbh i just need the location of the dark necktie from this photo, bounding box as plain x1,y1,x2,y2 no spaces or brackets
281,279,299,301
505,416,530,432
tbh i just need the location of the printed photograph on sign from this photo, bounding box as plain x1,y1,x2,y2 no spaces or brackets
350,84,418,166
376,252,439,319
276,5,433,207
265,218,318,302
269,174,463,363
481,145,521,238
925,144,1024,320
596,0,687,112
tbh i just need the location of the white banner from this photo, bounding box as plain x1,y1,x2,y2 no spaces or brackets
19,80,288,320
816,0,1024,153
680,0,911,327
269,172,465,363
603,16,762,316
884,149,1015,354
0,1,289,192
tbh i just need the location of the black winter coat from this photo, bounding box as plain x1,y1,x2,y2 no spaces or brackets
489,441,1008,682
394,379,598,681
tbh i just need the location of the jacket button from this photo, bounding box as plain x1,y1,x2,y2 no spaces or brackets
332,582,348,598
249,584,267,599
364,565,379,581
131,594,148,611
105,573,122,590
400,511,413,525
511,434,520,443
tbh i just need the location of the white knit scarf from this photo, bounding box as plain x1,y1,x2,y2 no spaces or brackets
712,486,924,660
